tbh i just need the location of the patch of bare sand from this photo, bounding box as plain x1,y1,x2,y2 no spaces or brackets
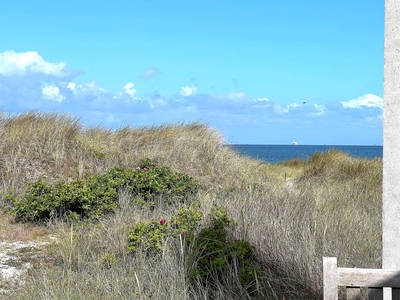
0,213,57,294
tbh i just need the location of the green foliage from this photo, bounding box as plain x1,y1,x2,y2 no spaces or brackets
127,219,170,253
99,252,120,269
11,181,63,222
11,159,198,223
127,203,203,253
189,206,260,294
127,205,261,295
170,205,204,235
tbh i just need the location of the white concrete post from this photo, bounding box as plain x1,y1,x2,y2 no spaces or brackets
383,1,400,297
383,0,400,270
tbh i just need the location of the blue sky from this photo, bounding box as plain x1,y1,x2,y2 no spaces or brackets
0,0,383,145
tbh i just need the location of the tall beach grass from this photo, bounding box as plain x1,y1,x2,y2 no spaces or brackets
0,111,382,299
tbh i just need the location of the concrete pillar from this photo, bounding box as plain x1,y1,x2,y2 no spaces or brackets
383,0,400,270
383,1,400,297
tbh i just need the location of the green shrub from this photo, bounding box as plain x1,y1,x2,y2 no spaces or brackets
127,203,203,253
99,252,120,269
188,206,260,294
11,181,63,222
127,205,261,295
11,159,198,223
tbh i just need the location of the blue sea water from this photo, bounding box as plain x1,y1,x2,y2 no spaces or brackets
228,144,383,164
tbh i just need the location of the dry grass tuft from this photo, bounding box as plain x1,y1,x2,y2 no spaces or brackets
0,213,51,242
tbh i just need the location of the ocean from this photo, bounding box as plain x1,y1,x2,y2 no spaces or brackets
228,144,383,164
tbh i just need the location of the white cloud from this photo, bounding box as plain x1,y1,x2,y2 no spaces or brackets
139,67,161,80
288,103,301,109
227,91,247,99
0,50,383,145
67,82,76,91
341,94,383,109
112,82,139,102
274,103,301,114
180,85,197,96
307,104,325,116
42,84,64,102
67,82,88,95
67,81,109,99
0,50,68,77
149,98,167,109
124,82,137,97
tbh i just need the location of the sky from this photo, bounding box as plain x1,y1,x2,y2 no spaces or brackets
0,0,384,145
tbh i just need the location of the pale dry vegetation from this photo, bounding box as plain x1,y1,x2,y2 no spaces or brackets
0,111,382,299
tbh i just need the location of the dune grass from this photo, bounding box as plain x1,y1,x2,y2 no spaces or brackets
0,111,382,299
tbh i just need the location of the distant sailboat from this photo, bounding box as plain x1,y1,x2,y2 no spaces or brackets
292,141,298,146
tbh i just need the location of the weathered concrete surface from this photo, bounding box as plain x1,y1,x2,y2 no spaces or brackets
383,0,400,270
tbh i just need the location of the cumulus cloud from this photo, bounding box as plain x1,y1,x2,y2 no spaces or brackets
0,50,136,113
67,82,83,94
227,91,248,100
0,50,383,144
139,67,161,80
124,82,137,97
274,103,302,114
181,91,256,115
42,84,64,102
341,94,383,109
311,104,325,116
148,91,169,109
306,104,326,117
66,81,107,100
180,85,197,96
0,50,69,77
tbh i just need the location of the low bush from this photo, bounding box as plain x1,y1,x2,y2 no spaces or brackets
128,205,261,296
127,203,203,253
10,158,198,223
188,206,261,295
